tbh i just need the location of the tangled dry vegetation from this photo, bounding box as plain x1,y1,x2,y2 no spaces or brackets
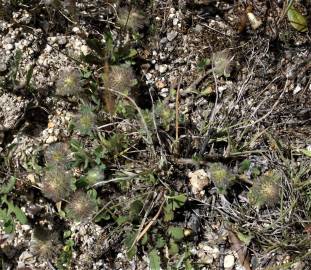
0,0,311,269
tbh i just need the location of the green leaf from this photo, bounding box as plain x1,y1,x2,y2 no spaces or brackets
168,239,179,255
129,200,143,222
155,235,166,248
141,233,148,245
11,205,28,224
6,200,27,224
0,176,16,194
300,148,311,157
116,216,128,226
171,194,187,210
163,204,174,222
237,231,253,246
168,226,184,241
124,231,137,259
287,7,308,32
149,249,161,270
94,211,111,222
239,159,251,172
4,218,14,233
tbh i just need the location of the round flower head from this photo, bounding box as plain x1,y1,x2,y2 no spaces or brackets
30,232,60,260
248,171,281,208
117,7,146,31
66,191,97,221
56,67,82,96
209,162,235,194
107,65,136,94
74,104,96,135
45,142,70,166
41,168,74,202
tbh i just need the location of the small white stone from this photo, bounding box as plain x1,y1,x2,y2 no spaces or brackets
224,254,235,269
45,44,53,53
145,73,153,80
293,84,302,95
173,18,179,26
46,136,57,144
5,43,14,50
80,45,89,55
158,64,168,73
21,224,31,231
72,26,80,33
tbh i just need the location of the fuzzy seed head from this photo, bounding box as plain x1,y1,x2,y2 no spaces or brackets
41,168,74,202
30,233,60,259
74,104,96,135
212,50,233,77
56,68,82,96
108,65,136,93
66,191,97,221
45,142,69,166
248,171,281,208
209,163,235,194
117,7,146,31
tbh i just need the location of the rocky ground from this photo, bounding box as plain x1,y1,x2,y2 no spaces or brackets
0,0,311,269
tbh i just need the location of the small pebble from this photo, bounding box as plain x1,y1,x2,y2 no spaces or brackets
158,64,168,73
224,254,235,269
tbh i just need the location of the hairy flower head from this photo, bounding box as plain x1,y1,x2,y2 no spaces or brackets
56,67,82,96
107,65,136,94
117,7,146,31
30,232,60,259
45,142,70,166
248,170,281,208
74,104,96,135
66,191,97,221
209,163,235,194
41,168,74,202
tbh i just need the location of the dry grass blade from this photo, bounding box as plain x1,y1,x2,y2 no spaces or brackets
228,229,252,270
103,61,116,114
